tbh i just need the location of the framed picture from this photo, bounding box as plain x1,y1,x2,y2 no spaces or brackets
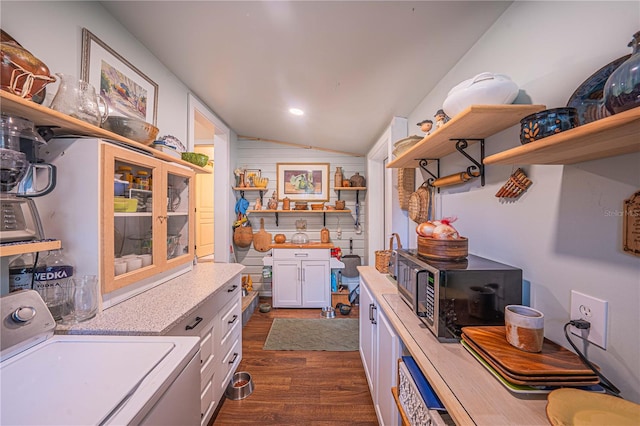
245,169,261,187
81,28,158,125
276,163,329,201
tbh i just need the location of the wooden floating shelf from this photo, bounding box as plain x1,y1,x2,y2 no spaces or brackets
0,239,62,257
247,209,351,214
334,187,367,191
387,104,546,169
484,107,640,165
0,91,210,174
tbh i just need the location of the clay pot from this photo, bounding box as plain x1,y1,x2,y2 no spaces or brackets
349,172,366,188
0,32,55,99
274,234,286,244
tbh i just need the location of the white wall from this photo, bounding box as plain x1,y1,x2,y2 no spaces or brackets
403,1,640,402
234,139,366,292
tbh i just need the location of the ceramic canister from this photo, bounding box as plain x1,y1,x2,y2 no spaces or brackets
505,305,544,352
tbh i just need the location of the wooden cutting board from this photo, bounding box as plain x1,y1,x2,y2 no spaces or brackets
462,326,595,376
253,218,272,252
461,335,599,386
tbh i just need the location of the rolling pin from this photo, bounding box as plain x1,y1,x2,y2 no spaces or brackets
432,170,480,187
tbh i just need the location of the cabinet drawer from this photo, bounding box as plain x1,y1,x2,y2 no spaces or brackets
219,299,241,342
167,296,216,338
218,337,242,395
200,380,214,419
199,328,214,368
272,248,329,261
199,332,215,391
213,274,242,311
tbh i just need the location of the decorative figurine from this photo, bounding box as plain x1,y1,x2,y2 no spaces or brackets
267,191,278,210
417,119,433,134
434,109,450,129
254,197,262,210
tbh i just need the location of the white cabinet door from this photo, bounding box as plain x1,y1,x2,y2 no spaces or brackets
377,307,400,426
301,260,330,307
273,260,301,307
359,279,375,391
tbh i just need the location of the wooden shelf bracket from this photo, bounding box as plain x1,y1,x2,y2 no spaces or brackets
453,138,485,187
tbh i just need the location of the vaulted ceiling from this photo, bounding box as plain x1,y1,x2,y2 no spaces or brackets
101,1,512,155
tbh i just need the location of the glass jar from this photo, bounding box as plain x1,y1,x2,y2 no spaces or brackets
117,166,133,188
604,31,640,115
135,171,150,190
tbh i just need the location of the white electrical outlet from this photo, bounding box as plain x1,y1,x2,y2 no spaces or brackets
570,290,608,349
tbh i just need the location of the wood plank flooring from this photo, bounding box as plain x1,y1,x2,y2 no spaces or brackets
212,298,378,425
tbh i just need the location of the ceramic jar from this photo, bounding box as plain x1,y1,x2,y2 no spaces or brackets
320,227,330,243
442,72,519,118
604,31,640,115
282,197,290,210
334,166,343,188
349,172,365,188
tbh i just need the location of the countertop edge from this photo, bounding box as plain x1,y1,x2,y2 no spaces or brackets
57,263,245,336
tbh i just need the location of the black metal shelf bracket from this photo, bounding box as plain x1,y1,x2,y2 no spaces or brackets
452,138,485,186
275,212,279,227
323,212,326,227
337,190,341,200
418,158,440,187
258,190,264,204
239,190,245,199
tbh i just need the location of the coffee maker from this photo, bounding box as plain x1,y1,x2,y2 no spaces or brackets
0,114,56,243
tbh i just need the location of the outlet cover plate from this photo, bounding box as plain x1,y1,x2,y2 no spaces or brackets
570,290,608,349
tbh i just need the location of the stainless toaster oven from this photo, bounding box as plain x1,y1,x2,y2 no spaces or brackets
396,249,523,342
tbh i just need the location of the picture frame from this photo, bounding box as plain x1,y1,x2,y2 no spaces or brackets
244,169,261,187
81,28,158,125
276,163,329,201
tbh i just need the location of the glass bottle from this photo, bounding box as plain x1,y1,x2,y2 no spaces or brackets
34,248,75,321
334,166,343,188
604,31,640,115
8,252,35,293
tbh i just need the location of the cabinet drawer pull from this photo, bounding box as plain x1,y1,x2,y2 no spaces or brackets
371,305,377,325
228,314,238,325
369,303,374,322
228,352,238,364
185,316,203,330
294,252,309,257
227,284,238,293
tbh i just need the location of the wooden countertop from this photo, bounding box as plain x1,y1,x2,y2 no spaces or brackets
358,266,549,426
270,243,334,249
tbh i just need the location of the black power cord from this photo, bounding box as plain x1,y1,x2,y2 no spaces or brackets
564,320,621,396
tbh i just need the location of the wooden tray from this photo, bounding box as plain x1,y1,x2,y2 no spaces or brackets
461,335,599,386
462,326,594,376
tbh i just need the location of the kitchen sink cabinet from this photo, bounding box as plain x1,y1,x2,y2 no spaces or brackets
360,278,400,426
167,275,242,426
272,248,330,308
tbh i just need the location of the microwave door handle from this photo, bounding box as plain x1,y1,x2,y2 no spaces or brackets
415,270,429,314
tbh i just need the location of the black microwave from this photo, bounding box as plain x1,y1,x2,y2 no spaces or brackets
396,250,523,342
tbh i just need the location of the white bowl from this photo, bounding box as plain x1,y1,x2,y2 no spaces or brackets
138,254,152,267
114,261,127,276
443,72,519,118
125,257,143,271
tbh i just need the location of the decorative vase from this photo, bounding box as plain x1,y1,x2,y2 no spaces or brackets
349,172,366,188
334,167,343,188
604,31,640,115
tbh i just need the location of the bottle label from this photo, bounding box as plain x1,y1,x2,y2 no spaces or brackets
34,265,74,283
9,268,34,292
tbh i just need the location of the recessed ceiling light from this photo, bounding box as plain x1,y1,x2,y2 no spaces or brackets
289,107,304,116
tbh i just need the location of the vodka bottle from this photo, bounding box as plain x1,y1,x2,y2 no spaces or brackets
8,252,36,293
34,248,74,320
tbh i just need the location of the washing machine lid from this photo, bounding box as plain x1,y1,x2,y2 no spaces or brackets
0,337,174,425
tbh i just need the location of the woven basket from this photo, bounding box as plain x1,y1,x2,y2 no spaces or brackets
375,233,402,274
398,168,415,210
408,184,431,224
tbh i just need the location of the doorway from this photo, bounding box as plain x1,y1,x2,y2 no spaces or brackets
195,145,214,259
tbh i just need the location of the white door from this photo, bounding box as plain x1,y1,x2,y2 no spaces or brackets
195,146,214,258
301,261,330,307
377,308,400,426
273,261,301,307
359,280,375,392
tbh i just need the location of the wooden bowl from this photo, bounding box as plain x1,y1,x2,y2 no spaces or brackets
310,203,324,210
417,236,468,260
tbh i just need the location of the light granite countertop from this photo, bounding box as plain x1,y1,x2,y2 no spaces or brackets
56,263,245,336
358,265,548,426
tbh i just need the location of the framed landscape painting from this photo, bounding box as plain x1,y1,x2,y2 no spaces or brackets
81,28,158,125
276,163,329,201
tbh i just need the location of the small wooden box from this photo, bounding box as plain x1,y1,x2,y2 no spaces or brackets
331,291,350,307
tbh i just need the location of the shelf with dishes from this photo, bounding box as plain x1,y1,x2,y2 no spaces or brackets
0,91,210,174
483,106,640,165
386,104,546,169
0,239,62,257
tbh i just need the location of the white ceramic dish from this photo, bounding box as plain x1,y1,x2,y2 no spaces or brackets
443,72,519,118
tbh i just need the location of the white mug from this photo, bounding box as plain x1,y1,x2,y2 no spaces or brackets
125,257,143,271
138,254,152,267
114,260,127,276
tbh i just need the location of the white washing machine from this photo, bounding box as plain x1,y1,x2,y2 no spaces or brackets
1,290,201,425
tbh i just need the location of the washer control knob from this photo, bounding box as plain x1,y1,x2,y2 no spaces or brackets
12,306,36,323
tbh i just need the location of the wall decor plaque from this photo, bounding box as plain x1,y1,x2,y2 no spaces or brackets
623,190,640,257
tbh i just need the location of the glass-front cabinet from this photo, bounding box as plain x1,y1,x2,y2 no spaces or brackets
102,144,194,294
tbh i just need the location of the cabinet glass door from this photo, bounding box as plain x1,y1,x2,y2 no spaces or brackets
165,165,193,264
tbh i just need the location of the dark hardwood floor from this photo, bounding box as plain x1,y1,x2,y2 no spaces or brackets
212,298,378,425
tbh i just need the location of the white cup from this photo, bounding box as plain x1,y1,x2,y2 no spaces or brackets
125,257,143,271
505,305,545,352
138,254,152,267
114,260,127,276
